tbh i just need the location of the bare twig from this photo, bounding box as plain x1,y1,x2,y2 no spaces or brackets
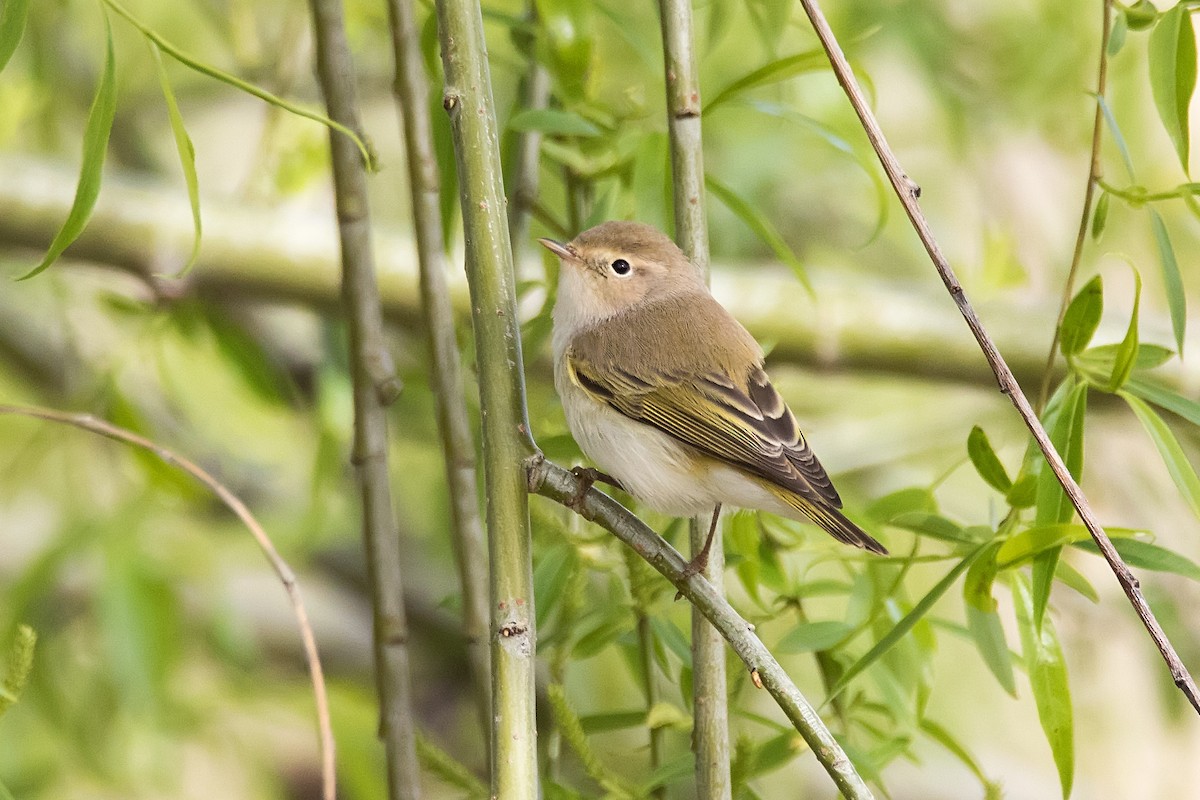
434,0,541,794
307,0,422,795
386,0,491,737
0,405,336,798
657,1,729,796
797,0,1200,715
527,457,874,800
1037,0,1114,411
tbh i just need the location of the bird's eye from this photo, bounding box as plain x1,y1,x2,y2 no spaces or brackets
610,258,631,276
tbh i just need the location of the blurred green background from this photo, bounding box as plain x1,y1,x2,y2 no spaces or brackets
0,0,1198,798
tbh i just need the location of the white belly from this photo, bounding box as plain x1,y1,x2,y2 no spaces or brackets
554,363,797,520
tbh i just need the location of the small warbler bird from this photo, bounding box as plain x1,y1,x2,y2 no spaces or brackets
540,220,886,573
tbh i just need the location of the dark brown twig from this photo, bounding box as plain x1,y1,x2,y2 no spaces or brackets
0,405,336,798
797,0,1200,715
1037,0,1114,412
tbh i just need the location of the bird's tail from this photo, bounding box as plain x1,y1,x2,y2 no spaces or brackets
769,488,888,555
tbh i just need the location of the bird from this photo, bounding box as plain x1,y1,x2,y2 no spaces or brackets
539,220,886,576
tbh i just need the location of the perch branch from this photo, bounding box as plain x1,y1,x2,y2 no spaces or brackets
798,0,1200,714
0,404,336,799
527,457,874,800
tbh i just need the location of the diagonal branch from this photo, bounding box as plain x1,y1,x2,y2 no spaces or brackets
0,404,336,798
797,0,1200,715
526,457,874,800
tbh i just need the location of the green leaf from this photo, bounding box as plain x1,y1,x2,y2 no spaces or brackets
963,544,1016,696
1035,382,1088,527
1054,559,1100,603
1005,473,1038,508
1098,95,1137,181
1107,265,1141,391
866,487,937,522
1074,537,1200,582
648,617,693,667
886,512,974,543
1148,2,1197,172
1108,10,1128,56
1125,0,1160,31
1125,376,1200,426
102,0,374,169
1091,191,1110,239
1013,574,1074,800
1075,343,1175,376
1058,275,1103,357
1148,209,1187,353
967,425,1013,492
19,10,117,280
0,0,29,74
1121,392,1200,518
828,543,989,701
921,719,996,790
706,49,827,113
151,43,201,276
508,108,602,137
997,524,1088,568
0,624,36,718
706,173,813,294
776,621,853,653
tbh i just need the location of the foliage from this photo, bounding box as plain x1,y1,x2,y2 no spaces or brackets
0,0,1198,798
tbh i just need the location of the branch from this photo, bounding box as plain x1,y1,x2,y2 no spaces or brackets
797,0,1200,715
657,1,728,795
505,1,551,260
306,0,423,795
6,154,1173,393
433,0,541,794
386,0,491,737
1037,0,1113,411
527,458,874,800
0,404,336,799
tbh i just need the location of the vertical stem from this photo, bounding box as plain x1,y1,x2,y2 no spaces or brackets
657,1,730,798
637,613,667,799
1036,0,1113,412
386,0,492,740
434,0,541,796
507,3,551,259
306,0,420,797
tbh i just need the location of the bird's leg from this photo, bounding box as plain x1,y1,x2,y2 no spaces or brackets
568,466,624,510
679,503,722,581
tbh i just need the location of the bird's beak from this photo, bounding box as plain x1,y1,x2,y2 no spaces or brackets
538,237,578,262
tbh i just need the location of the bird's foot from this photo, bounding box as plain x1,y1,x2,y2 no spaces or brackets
567,466,623,511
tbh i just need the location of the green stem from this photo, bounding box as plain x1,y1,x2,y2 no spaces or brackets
1036,0,1112,412
657,0,728,796
637,613,667,799
306,0,420,796
506,1,551,257
386,0,492,741
434,0,541,795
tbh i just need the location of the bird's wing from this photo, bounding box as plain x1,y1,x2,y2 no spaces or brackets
566,353,843,509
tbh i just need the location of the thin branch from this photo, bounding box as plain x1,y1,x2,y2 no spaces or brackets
1038,0,1114,411
657,0,729,796
434,0,541,794
386,0,492,738
307,0,422,795
0,404,336,799
506,1,551,259
527,457,874,800
797,0,1200,715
